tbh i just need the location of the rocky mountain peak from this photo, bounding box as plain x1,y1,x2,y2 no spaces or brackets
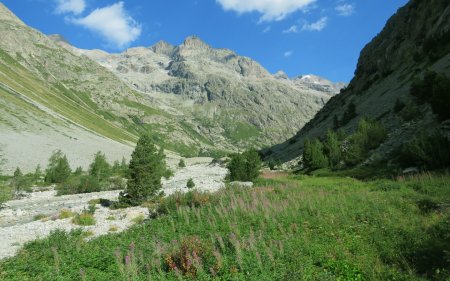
180,35,210,51
150,40,176,57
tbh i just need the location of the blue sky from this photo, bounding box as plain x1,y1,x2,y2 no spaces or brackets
2,0,409,82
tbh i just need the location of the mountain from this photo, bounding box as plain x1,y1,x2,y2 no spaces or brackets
0,3,342,173
266,0,450,166
54,35,344,149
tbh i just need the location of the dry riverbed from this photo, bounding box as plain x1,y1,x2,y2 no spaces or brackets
0,160,228,259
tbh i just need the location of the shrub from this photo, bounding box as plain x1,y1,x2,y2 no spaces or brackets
400,103,420,121
57,175,101,195
120,134,167,206
178,159,186,168
164,236,214,277
72,212,96,226
186,178,195,189
45,150,71,184
344,118,387,166
59,209,75,219
227,149,261,182
411,71,450,120
398,131,450,169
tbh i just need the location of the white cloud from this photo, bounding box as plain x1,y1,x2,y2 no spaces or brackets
263,26,271,33
71,2,141,49
216,0,317,22
284,50,293,57
335,3,355,16
283,25,298,33
55,0,86,15
301,17,328,31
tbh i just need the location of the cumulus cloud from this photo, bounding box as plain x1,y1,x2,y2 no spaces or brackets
216,0,317,22
335,3,355,16
301,17,328,31
71,2,141,49
283,25,298,34
284,50,293,57
55,0,86,15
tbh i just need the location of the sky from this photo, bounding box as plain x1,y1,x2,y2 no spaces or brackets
2,0,409,82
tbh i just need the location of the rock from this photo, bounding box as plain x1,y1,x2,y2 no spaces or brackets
229,181,254,188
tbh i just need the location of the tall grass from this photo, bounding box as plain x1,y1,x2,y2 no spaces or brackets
0,173,449,280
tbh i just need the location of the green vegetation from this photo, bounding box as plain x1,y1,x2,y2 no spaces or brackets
224,121,260,143
89,152,111,181
411,71,450,121
45,150,71,184
398,131,450,170
186,178,195,189
119,134,167,206
227,149,262,182
178,159,186,168
1,173,449,280
302,118,387,172
71,212,96,226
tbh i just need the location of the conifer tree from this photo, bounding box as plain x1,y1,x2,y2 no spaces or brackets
121,134,166,205
89,151,111,181
45,150,71,183
324,130,342,168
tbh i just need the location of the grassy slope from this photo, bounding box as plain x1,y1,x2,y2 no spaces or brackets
0,49,136,144
0,173,449,280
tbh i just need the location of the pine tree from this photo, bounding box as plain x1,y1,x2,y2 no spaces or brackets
324,130,342,168
45,150,71,183
309,139,328,170
121,134,166,205
227,149,262,182
89,151,111,181
302,139,313,169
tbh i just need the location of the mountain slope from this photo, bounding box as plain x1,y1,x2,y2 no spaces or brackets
266,0,450,165
57,36,343,149
0,2,343,173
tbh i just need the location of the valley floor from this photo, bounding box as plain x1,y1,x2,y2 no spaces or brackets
0,159,227,260
0,172,449,280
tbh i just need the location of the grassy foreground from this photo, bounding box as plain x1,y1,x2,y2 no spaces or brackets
0,173,449,280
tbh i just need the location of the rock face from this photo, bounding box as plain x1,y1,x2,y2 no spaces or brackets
267,0,450,164
59,35,344,149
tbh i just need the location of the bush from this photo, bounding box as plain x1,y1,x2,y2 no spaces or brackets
178,159,186,168
186,178,195,189
120,134,167,206
57,175,101,195
72,212,96,226
411,71,450,121
400,103,420,121
45,150,71,184
398,131,450,169
227,149,261,182
344,118,387,166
